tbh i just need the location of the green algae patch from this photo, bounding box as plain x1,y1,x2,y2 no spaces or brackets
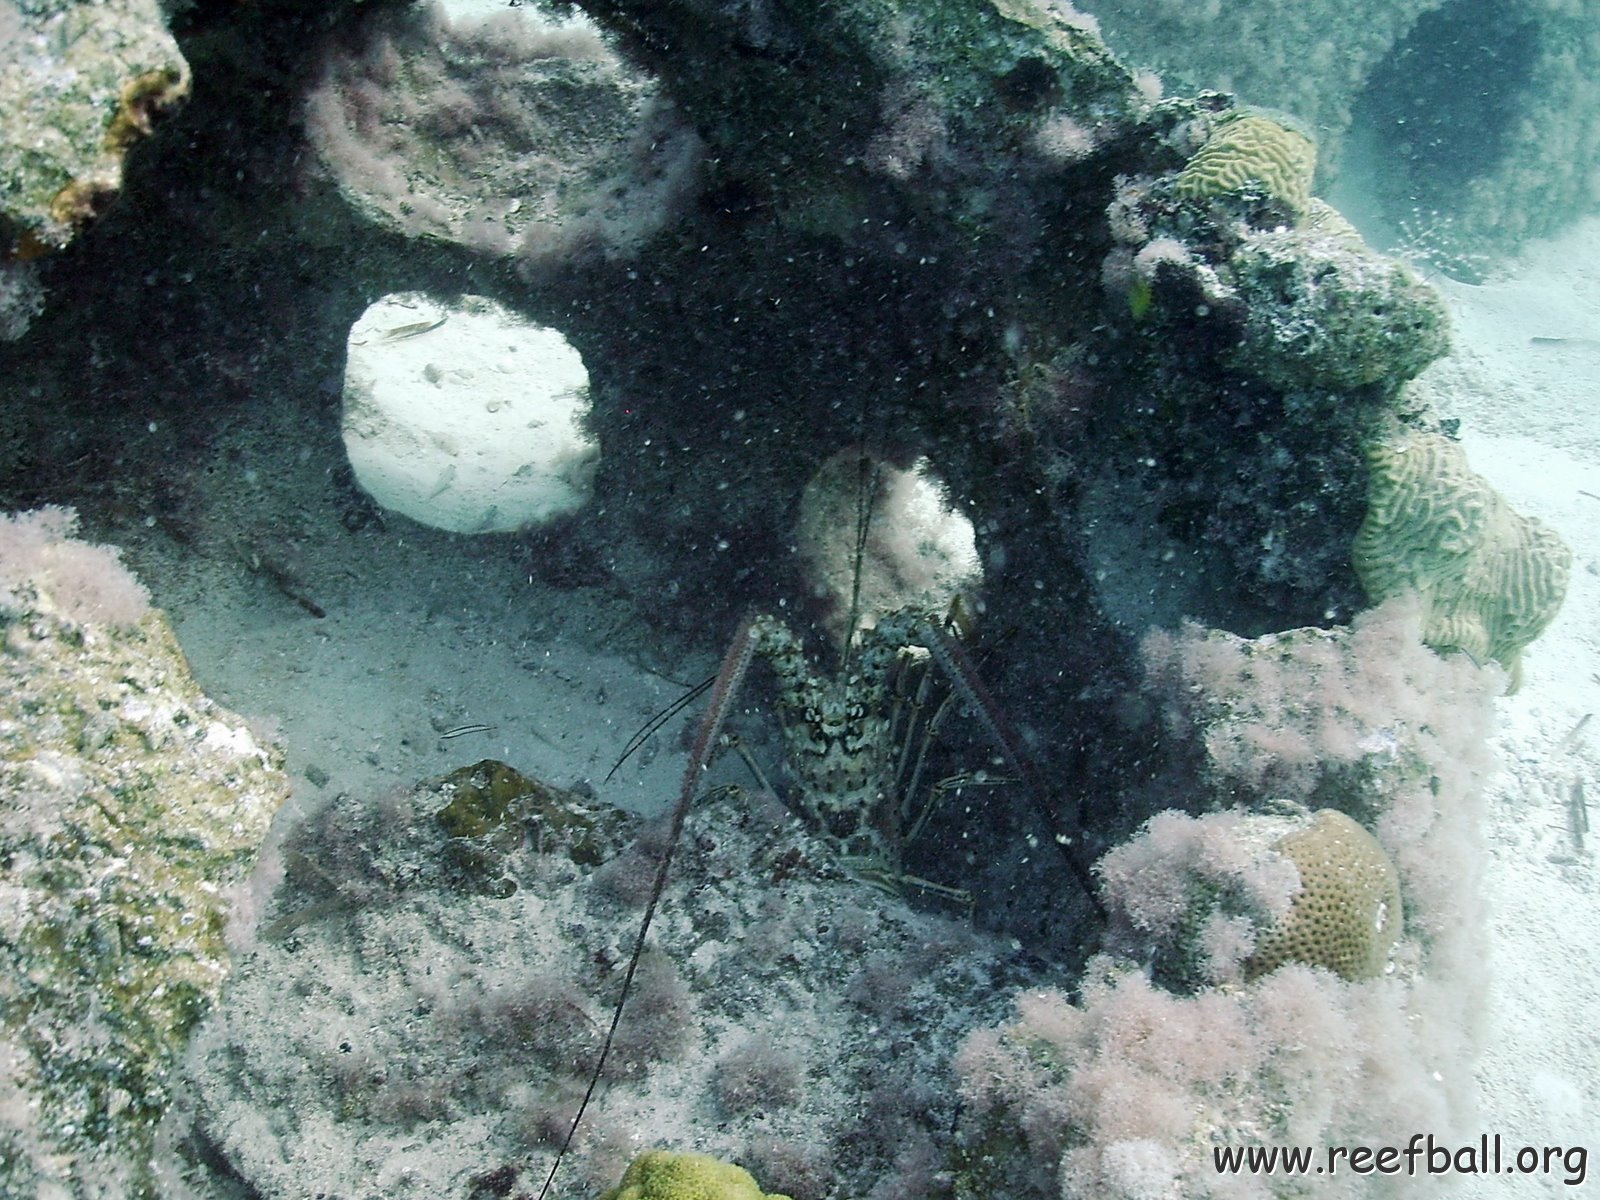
433,758,631,895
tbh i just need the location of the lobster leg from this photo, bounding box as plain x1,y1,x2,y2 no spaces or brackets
923,622,1103,914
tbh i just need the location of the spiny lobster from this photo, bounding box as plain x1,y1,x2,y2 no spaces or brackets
535,597,1099,1198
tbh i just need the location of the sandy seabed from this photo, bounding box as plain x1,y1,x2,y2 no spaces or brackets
1422,217,1600,1198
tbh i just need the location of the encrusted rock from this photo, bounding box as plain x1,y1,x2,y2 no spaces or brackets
1225,226,1450,391
0,0,189,255
0,511,289,1198
177,782,1038,1199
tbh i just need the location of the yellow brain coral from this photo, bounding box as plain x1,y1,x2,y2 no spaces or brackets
1175,112,1317,218
1353,427,1571,687
600,1150,795,1200
1246,810,1402,982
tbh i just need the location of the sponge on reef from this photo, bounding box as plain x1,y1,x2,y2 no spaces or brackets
1245,809,1402,982
600,1150,794,1200
1353,427,1571,684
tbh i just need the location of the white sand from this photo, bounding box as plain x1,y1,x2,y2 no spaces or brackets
1422,217,1600,1195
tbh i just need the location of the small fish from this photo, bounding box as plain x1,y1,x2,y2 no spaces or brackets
1530,335,1600,349
437,723,494,740
380,315,448,341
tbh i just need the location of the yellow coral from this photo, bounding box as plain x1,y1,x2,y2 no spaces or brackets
1246,810,1401,982
600,1150,795,1200
1175,112,1316,218
1353,427,1571,686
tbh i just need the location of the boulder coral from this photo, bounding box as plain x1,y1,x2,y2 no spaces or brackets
1096,807,1403,991
600,1150,794,1200
1244,808,1403,982
1083,0,1438,163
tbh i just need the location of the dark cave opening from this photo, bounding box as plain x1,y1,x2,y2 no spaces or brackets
1348,0,1539,214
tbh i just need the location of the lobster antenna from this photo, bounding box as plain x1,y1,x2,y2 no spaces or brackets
604,672,717,783
841,370,885,673
840,447,880,674
537,616,761,1200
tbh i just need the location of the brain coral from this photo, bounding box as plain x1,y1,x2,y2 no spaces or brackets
1353,427,1571,686
601,1150,794,1200
1175,111,1317,218
1246,809,1402,982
